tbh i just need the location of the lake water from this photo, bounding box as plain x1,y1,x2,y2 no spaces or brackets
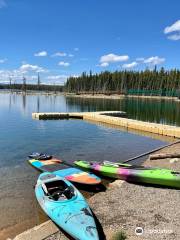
66,96,180,126
0,92,175,239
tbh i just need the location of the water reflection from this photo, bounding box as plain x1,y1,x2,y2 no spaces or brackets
3,92,180,126
66,97,180,126
37,96,40,113
9,93,12,110
22,94,26,111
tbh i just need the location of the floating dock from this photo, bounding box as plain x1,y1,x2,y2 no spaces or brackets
32,111,180,138
32,111,126,120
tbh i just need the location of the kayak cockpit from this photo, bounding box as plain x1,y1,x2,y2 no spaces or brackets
42,180,75,201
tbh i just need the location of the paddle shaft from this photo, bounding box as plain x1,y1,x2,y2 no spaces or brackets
123,139,180,163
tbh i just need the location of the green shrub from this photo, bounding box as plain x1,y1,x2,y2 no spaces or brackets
111,230,127,240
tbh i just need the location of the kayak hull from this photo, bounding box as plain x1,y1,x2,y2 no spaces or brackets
74,160,180,188
35,172,99,240
29,158,101,185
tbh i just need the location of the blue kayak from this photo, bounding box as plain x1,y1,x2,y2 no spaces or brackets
35,172,99,240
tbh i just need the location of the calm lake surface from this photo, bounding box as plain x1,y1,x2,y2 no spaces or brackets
0,91,176,239
67,96,180,126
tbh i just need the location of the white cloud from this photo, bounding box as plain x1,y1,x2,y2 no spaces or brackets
0,69,25,82
71,74,79,78
164,20,180,34
122,61,138,69
136,57,145,62
100,53,129,64
58,61,70,67
164,20,180,41
20,64,45,73
51,52,74,58
0,0,6,8
0,70,10,80
144,56,165,65
0,71,44,84
0,58,7,63
51,52,67,57
167,34,180,41
74,48,79,51
34,51,47,57
0,80,9,84
99,62,109,67
47,75,67,80
21,75,39,81
46,75,68,84
28,75,38,80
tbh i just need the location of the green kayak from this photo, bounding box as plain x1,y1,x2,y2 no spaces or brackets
74,160,180,188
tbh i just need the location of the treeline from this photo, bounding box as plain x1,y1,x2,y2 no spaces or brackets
0,84,64,92
65,68,180,96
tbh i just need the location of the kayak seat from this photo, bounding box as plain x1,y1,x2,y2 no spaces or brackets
171,171,180,176
44,180,75,201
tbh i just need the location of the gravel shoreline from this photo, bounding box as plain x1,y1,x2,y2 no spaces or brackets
44,143,180,240
66,93,179,101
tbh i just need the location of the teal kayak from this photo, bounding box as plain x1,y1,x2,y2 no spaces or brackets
35,172,99,240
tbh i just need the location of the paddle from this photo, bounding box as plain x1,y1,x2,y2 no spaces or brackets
122,139,180,163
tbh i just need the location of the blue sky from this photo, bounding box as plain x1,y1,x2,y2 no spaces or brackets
0,0,180,85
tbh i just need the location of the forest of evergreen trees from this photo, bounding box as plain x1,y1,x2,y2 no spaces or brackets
65,67,180,97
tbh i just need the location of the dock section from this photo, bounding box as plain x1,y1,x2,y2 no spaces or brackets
32,111,180,138
32,111,126,120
